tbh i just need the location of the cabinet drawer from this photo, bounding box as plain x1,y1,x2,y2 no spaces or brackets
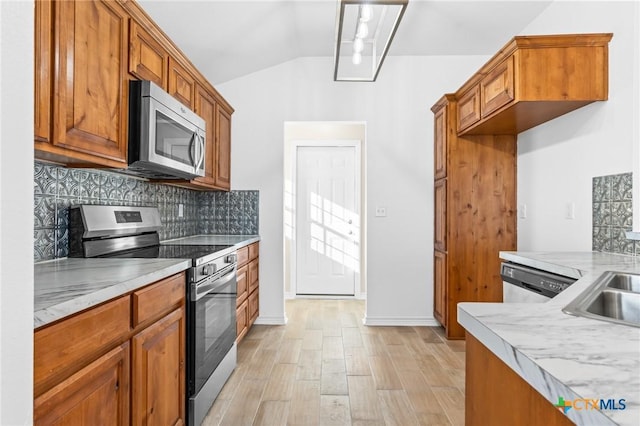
249,289,259,325
237,246,249,267
236,300,248,342
237,265,248,307
481,56,514,117
457,85,481,132
248,259,259,294
132,272,185,327
248,242,259,260
34,296,131,396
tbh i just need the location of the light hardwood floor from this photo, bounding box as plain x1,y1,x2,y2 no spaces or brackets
203,299,465,426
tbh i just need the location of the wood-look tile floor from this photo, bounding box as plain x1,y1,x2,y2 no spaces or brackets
203,299,465,426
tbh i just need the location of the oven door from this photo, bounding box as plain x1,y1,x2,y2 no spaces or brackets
188,265,237,396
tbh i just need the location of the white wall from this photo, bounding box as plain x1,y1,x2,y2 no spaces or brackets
0,1,35,423
217,54,488,325
517,1,639,250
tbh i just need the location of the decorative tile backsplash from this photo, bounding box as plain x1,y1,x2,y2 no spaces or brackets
592,172,637,255
34,161,259,262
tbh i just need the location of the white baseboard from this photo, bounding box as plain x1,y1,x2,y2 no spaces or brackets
253,315,288,325
363,316,440,326
285,293,366,300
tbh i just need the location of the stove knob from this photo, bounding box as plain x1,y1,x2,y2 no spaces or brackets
226,254,237,263
203,264,216,275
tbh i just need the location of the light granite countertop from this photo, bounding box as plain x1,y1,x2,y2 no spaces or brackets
163,234,260,247
458,252,640,426
34,258,191,329
34,235,260,329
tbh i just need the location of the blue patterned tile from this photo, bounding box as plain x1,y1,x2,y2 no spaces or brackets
55,197,73,230
612,227,634,255
34,195,57,228
592,226,611,252
611,201,633,227
34,228,55,261
592,176,611,203
34,162,58,196
245,216,259,234
55,227,69,258
611,173,633,201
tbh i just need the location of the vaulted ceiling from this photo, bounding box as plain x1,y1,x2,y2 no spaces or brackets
138,0,553,84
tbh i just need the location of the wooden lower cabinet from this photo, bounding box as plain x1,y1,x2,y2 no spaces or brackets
34,343,130,425
466,334,574,426
236,242,259,342
132,308,185,426
34,272,186,425
236,299,249,342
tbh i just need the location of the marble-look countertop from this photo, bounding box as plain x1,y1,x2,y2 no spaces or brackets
34,258,191,329
34,235,260,329
458,252,640,426
163,234,260,247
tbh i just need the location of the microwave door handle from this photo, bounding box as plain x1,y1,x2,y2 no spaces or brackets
188,132,197,166
196,133,205,173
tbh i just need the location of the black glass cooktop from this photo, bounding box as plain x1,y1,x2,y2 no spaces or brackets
106,244,232,260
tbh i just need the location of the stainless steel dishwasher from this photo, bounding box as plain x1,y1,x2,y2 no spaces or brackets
501,262,577,303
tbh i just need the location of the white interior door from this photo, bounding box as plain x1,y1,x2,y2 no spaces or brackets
296,145,359,295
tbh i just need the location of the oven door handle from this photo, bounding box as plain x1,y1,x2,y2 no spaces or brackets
192,266,236,301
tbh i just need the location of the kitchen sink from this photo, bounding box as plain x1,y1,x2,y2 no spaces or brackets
563,272,640,327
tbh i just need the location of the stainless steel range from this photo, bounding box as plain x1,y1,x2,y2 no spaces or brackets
69,204,237,426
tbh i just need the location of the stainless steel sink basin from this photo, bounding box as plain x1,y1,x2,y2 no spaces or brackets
563,272,640,327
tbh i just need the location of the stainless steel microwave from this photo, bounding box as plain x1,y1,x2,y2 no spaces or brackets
126,80,206,180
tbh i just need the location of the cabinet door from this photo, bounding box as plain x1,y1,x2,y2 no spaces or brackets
434,179,447,252
249,288,259,325
132,308,185,426
34,0,52,144
193,85,218,187
481,56,515,117
129,20,168,88
168,57,195,109
434,250,447,327
433,105,447,180
34,343,130,425
236,299,249,342
248,258,259,294
52,0,129,165
457,85,481,133
215,104,232,190
237,264,249,306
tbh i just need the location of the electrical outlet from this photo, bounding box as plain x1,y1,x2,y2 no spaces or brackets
178,203,184,218
375,207,387,217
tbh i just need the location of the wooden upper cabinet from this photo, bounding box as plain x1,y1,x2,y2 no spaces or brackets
51,0,129,166
34,0,52,144
193,85,218,186
456,33,612,135
480,56,514,117
215,104,232,190
129,20,168,88
168,57,196,109
457,85,481,133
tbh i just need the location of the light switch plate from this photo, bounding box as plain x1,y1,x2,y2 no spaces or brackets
178,203,184,218
375,207,387,217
